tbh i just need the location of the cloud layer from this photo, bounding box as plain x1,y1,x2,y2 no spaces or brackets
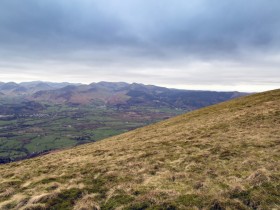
0,0,279,91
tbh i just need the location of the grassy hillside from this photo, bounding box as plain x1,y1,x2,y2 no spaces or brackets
0,89,279,210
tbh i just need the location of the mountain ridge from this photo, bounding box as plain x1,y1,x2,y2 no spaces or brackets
0,81,248,110
29,82,248,108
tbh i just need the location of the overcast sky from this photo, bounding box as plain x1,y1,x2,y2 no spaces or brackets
0,0,280,91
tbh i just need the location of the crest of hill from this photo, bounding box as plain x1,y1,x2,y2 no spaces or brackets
0,89,279,209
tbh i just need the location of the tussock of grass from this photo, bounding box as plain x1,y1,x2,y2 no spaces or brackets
0,89,280,209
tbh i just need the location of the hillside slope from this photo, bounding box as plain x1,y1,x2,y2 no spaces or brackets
0,89,279,209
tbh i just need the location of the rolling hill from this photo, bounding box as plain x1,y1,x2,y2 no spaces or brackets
0,89,279,209
30,82,246,109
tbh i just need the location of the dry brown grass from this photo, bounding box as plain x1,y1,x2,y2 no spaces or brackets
73,194,100,210
0,89,280,209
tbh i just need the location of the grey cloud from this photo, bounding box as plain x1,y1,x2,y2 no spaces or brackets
1,0,280,57
0,0,136,53
0,0,279,91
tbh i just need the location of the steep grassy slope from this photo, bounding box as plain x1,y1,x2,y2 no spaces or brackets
0,89,279,210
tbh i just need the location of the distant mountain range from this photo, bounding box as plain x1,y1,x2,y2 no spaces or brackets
0,81,248,110
0,81,80,96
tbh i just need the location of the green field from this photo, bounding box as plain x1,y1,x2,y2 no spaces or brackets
0,102,183,162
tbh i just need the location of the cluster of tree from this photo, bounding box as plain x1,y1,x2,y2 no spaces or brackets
0,149,52,164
